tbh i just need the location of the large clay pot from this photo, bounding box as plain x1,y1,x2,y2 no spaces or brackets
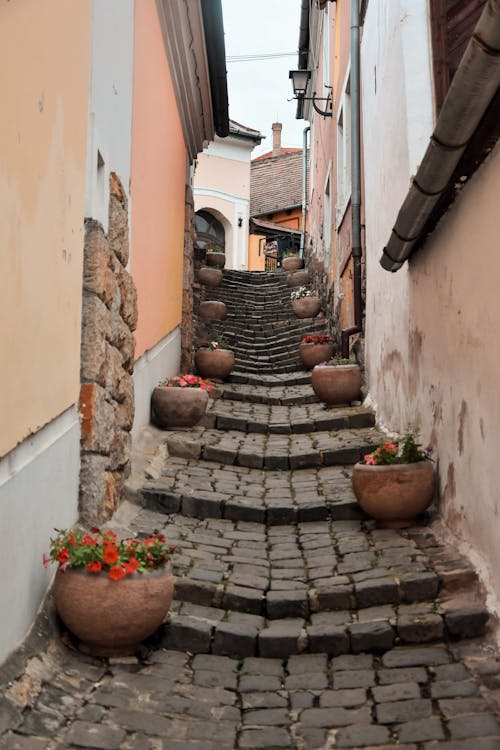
195,348,235,379
199,300,227,321
197,267,223,287
55,567,174,656
311,364,361,405
287,270,309,287
292,296,321,319
282,256,304,272
351,461,435,528
206,252,226,269
299,342,334,369
151,386,209,428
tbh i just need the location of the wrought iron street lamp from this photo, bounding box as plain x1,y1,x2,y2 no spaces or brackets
289,69,333,118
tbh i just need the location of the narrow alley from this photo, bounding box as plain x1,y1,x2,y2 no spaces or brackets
2,271,500,750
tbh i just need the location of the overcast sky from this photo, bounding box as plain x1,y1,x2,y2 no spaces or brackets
221,0,306,157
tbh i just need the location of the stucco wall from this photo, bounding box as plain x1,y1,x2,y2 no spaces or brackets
130,0,187,359
362,1,500,604
85,0,134,229
0,0,91,458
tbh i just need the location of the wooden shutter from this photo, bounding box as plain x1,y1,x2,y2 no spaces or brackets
430,0,486,112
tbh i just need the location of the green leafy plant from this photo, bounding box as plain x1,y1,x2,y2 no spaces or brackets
44,528,176,580
317,357,357,366
196,339,230,351
362,432,433,466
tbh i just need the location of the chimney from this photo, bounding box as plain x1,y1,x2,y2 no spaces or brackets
272,122,282,157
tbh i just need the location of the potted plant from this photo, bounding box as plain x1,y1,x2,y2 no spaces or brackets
151,374,213,429
195,339,235,380
199,300,227,321
311,357,361,405
45,528,176,656
281,252,304,272
290,287,321,319
299,334,334,369
205,248,226,269
287,268,309,287
351,432,435,527
197,266,223,287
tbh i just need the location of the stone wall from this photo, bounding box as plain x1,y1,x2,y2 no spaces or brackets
79,173,138,526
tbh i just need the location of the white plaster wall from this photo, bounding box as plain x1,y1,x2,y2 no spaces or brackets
132,327,182,439
0,408,80,665
361,0,500,610
85,0,134,230
361,0,434,428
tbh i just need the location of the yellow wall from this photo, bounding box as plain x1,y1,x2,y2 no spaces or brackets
248,234,266,270
131,0,187,358
0,1,92,458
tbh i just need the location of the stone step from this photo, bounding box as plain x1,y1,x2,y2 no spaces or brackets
162,425,384,471
125,512,489,659
204,402,375,435
228,370,312,387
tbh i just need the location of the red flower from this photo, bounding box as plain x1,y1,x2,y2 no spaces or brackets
86,561,102,573
42,553,50,568
82,534,98,546
124,557,139,574
108,565,125,581
103,545,119,564
56,548,70,564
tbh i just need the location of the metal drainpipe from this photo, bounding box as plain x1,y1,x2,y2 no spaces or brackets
300,125,310,259
341,0,363,358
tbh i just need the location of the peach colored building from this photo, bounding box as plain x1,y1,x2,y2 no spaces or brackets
0,0,228,665
194,120,262,270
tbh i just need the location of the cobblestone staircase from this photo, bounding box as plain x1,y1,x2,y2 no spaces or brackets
200,270,328,374
138,270,491,663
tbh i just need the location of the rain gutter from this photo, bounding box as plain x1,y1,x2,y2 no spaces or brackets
341,0,363,357
300,126,310,258
200,0,229,138
380,0,500,272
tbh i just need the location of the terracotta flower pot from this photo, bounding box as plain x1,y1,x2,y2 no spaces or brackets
199,300,227,321
351,461,435,528
197,267,223,287
195,348,235,379
205,251,226,269
55,567,174,656
311,364,361,405
282,256,304,272
151,386,209,428
299,342,334,369
287,270,309,287
292,296,321,319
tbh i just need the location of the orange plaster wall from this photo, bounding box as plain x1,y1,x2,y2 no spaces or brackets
248,234,266,270
0,0,91,457
131,0,187,358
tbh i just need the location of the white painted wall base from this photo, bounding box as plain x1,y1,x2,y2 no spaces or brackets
0,406,80,666
132,327,182,438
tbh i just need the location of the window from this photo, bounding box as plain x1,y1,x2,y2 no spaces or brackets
430,0,486,113
336,74,351,226
194,210,225,251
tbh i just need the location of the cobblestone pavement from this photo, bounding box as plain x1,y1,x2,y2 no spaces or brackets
2,271,500,749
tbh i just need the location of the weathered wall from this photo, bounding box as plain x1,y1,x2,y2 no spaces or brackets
0,0,91,457
362,2,500,604
0,0,91,663
130,0,187,360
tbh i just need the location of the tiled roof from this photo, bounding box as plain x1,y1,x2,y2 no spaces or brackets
250,150,309,217
253,147,301,161
229,119,262,142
